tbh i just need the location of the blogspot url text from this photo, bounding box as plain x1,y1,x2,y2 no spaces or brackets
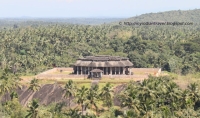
119,21,193,26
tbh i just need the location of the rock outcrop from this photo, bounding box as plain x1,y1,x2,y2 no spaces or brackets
1,84,75,107
1,83,126,107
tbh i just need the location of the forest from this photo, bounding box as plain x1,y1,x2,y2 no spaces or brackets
0,9,200,117
0,16,200,75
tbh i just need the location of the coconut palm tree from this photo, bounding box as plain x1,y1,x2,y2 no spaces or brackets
100,83,113,109
159,105,172,118
0,68,21,101
26,99,39,118
63,80,76,109
10,91,18,101
76,86,88,116
49,102,65,118
118,81,141,115
119,92,141,117
181,89,194,109
165,82,182,111
137,85,157,117
64,107,80,118
187,83,199,103
0,79,12,97
86,84,99,115
28,78,40,92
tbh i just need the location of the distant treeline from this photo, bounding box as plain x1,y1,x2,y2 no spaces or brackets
0,18,123,27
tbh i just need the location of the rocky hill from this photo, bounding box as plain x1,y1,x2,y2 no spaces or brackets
1,84,126,107
2,84,74,107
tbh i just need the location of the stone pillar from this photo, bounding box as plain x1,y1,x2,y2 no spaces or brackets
88,67,89,75
129,67,131,75
110,67,112,75
106,67,108,75
81,66,82,75
77,66,79,75
91,72,93,79
103,67,105,75
123,67,125,75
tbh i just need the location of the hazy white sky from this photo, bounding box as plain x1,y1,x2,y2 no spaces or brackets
0,0,199,18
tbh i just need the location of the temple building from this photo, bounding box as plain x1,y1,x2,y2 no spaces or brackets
73,55,133,78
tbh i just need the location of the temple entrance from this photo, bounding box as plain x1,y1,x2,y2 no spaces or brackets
89,69,103,80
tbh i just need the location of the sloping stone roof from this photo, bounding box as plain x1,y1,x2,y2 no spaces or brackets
74,55,133,67
90,69,103,72
79,55,129,61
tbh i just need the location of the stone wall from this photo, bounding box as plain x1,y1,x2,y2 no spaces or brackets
36,67,161,79
131,68,162,76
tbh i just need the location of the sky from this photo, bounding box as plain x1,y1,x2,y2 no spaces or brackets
0,0,200,18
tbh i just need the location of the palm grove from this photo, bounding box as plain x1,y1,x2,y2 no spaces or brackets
1,9,200,117
1,69,200,117
0,20,200,75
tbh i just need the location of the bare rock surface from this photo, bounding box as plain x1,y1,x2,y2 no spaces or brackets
113,84,127,106
2,83,126,107
1,84,76,107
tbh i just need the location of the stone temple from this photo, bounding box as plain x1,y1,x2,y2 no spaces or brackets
73,55,133,78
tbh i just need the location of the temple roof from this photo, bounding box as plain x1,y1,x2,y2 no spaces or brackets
90,69,103,72
74,55,133,67
78,55,129,61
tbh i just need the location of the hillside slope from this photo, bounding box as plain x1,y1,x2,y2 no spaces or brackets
119,9,200,23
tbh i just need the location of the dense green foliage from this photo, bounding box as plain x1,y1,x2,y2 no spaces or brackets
0,69,23,117
0,17,200,75
118,76,200,117
121,9,200,22
1,76,200,117
1,10,200,75
1,8,200,118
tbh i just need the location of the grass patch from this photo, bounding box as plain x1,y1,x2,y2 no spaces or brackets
170,73,200,89
20,76,35,79
21,77,129,91
40,78,131,85
100,79,131,84
77,83,92,88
